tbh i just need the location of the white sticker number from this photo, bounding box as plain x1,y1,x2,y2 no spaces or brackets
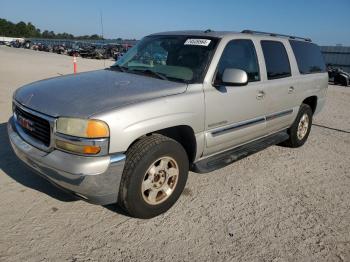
184,39,211,46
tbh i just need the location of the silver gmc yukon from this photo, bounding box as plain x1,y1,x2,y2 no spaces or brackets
8,30,328,218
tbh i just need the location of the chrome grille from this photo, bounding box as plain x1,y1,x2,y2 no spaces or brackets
14,105,51,146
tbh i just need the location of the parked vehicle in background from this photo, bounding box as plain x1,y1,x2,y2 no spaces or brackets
115,51,125,61
31,43,39,51
104,44,123,59
10,40,22,48
67,48,80,57
328,66,350,86
0,36,24,45
2,37,133,60
78,45,96,58
8,30,328,218
52,45,67,55
38,43,52,52
23,40,32,49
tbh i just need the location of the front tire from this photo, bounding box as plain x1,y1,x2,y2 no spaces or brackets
118,134,189,218
282,104,313,148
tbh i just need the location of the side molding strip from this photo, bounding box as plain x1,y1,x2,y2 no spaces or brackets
210,109,293,137
266,109,293,121
211,117,265,137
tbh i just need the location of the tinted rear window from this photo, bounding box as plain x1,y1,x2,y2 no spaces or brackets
289,40,326,74
261,41,291,80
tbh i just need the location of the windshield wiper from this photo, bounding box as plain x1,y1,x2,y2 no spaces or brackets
133,69,169,81
109,65,128,72
110,66,189,83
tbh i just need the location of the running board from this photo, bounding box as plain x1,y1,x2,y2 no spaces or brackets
192,131,289,173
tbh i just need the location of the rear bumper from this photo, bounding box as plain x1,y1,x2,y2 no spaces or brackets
7,117,125,205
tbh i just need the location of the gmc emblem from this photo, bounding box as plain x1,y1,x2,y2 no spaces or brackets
17,115,34,132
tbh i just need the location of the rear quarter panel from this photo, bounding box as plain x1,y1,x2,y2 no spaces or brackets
293,72,328,116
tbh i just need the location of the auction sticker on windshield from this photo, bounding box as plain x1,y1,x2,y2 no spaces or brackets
184,39,211,46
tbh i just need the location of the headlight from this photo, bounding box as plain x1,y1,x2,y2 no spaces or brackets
55,118,109,155
56,118,109,138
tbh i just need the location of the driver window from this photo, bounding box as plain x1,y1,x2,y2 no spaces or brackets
216,39,260,84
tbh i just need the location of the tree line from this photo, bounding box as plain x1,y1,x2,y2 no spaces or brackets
0,18,103,40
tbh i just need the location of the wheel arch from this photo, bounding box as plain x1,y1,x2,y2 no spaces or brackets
302,96,318,114
127,125,197,165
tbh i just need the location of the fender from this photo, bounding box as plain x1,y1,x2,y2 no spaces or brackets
93,84,205,154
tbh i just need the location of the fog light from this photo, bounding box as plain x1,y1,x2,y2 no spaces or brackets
56,140,101,155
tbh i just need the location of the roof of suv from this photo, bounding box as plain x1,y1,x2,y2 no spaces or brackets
150,30,312,43
151,30,237,38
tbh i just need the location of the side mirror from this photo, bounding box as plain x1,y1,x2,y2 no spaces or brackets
221,68,248,86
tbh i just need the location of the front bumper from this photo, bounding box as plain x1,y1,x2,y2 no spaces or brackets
7,117,126,205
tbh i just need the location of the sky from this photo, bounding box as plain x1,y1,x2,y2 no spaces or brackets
1,0,350,45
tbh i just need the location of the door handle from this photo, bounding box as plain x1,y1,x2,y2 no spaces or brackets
256,90,265,100
288,86,295,94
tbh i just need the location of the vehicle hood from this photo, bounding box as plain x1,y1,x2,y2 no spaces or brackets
14,69,187,118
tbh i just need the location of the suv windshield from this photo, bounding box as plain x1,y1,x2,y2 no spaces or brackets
112,35,219,83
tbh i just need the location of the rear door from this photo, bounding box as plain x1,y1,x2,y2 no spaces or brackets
288,40,328,114
259,40,297,134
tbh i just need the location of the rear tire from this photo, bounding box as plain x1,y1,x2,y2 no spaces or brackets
118,134,189,218
282,104,313,148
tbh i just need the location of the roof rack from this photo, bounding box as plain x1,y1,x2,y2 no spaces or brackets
241,30,312,42
204,29,213,33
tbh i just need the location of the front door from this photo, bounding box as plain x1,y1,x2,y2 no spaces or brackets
203,39,267,156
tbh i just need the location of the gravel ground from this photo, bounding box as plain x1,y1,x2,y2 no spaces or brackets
0,46,349,262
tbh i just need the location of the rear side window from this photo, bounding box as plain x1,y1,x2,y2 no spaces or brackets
261,41,291,80
289,40,326,74
216,39,260,83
